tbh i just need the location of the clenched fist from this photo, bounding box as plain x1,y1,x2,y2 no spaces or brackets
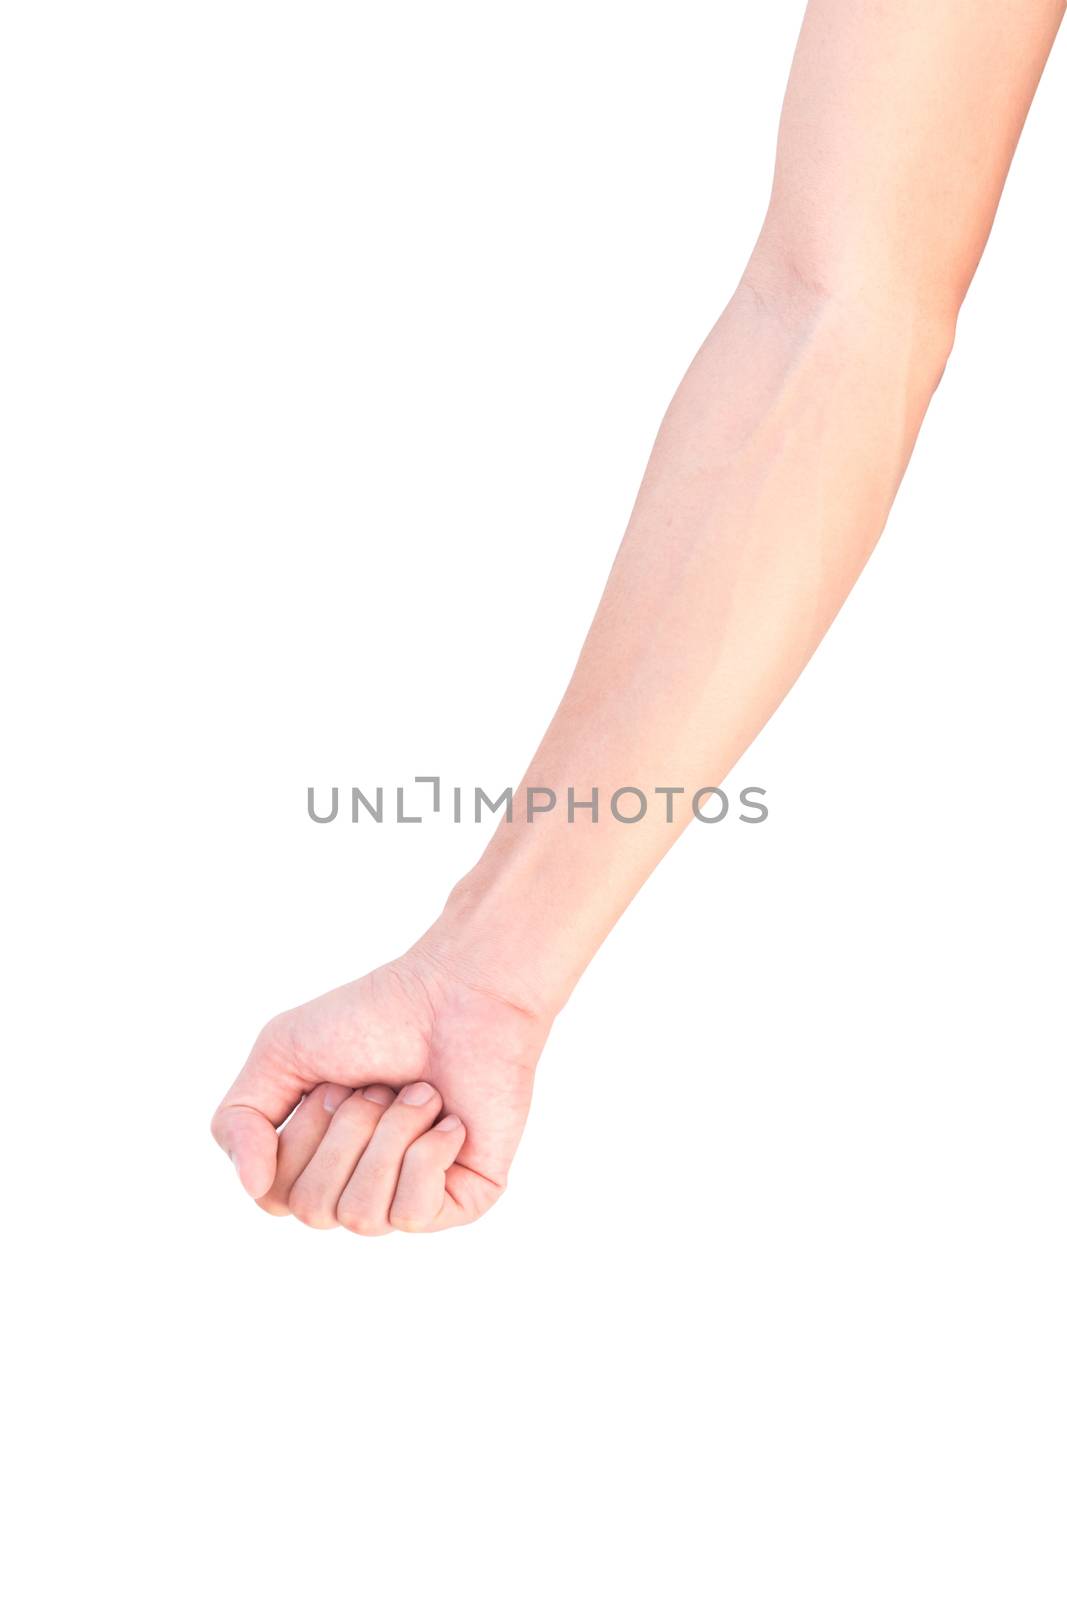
212,948,552,1234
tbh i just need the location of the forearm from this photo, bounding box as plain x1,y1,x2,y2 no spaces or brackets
422,281,949,1014
416,0,1063,1019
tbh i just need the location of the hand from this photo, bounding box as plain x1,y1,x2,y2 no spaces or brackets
211,946,553,1234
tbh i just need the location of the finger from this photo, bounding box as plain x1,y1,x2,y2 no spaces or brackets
288,1086,395,1230
257,1084,353,1216
337,1081,443,1236
389,1115,467,1233
212,1016,309,1199
212,1105,279,1200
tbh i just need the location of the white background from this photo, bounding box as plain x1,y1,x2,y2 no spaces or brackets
4,2,1065,1595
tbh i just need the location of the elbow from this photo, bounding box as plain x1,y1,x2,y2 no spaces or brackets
740,237,960,402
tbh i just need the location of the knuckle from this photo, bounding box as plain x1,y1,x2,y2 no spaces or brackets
352,1157,389,1189
331,1095,367,1127
338,1203,390,1237
388,1192,428,1231
389,1211,427,1233
401,1142,434,1173
288,1182,333,1229
392,1091,441,1121
299,1211,337,1231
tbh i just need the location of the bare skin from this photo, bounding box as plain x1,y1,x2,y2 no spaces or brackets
233,955,549,1232
213,0,1065,1232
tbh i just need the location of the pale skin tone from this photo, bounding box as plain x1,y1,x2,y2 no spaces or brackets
213,0,1065,1234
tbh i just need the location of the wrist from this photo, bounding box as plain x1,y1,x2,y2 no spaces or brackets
410,864,581,1026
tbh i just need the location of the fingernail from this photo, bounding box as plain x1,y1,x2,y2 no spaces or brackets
362,1084,393,1106
437,1114,461,1133
399,1081,435,1107
323,1086,349,1113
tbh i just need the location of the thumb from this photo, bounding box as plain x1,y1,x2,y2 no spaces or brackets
212,1018,308,1199
211,1104,279,1199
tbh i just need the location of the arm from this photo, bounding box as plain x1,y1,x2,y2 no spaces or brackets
213,0,1064,1232
432,0,1064,1017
